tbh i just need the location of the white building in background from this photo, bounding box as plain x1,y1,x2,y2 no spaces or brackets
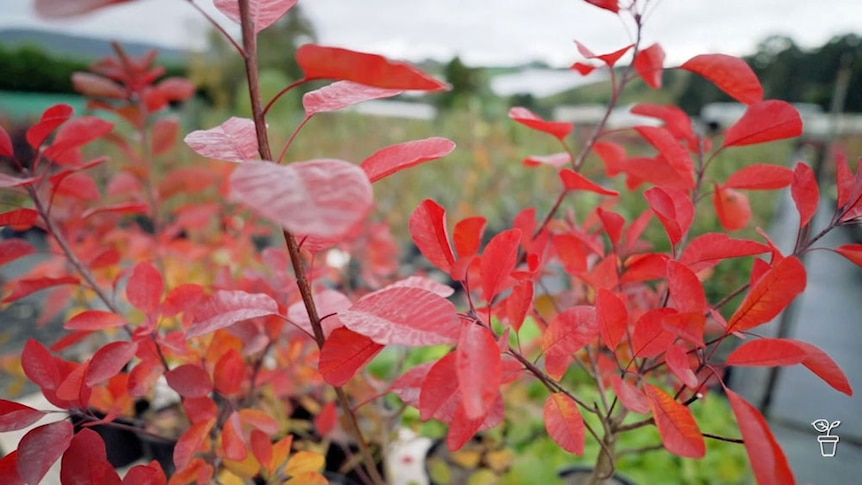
490,68,608,98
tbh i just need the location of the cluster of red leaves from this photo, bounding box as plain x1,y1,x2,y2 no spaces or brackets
1,1,860,485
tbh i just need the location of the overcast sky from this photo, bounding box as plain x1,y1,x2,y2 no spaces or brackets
2,0,861,67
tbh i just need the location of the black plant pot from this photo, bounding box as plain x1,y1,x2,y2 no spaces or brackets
558,465,637,485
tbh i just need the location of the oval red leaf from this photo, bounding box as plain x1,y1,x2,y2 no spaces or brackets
644,384,705,458
544,393,585,455
725,164,794,190
791,162,819,227
214,0,298,33
304,80,403,116
184,117,259,163
165,364,213,398
723,100,802,147
508,107,573,140
480,228,521,302
728,256,806,333
17,420,74,485
457,324,501,419
127,261,164,315
713,185,751,232
634,43,665,89
680,54,763,105
559,169,619,196
409,199,455,273
792,340,854,396
339,287,460,346
64,310,126,331
726,389,795,485
0,400,46,432
665,345,698,388
60,428,120,485
319,327,384,386
214,349,245,396
726,338,808,367
297,44,448,91
361,137,456,183
187,290,280,339
610,375,650,414
230,159,373,240
85,341,138,386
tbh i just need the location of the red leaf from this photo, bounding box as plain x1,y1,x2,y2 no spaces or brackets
505,280,533,332
17,420,74,485
409,199,455,273
791,162,819,227
188,290,280,339
419,353,460,421
34,0,131,17
725,389,795,485
644,384,705,458
304,80,403,116
680,233,770,272
584,0,619,13
222,412,248,461
610,375,650,414
0,400,46,432
64,310,126,331
834,244,862,267
594,141,626,176
454,216,487,259
214,349,245,396
122,462,167,485
713,185,751,231
571,62,596,75
26,104,74,148
151,116,179,155
3,275,79,303
508,107,573,140
0,239,37,267
457,324,501,419
523,152,570,169
230,159,373,240
52,171,100,200
319,327,384,386
726,164,794,190
214,0,298,33
340,286,460,346
596,288,627,350
60,428,120,485
644,186,693,245
0,451,23,485
559,169,619,196
574,41,632,67
0,126,13,158
166,364,213,398
361,137,455,183
0,209,38,231
791,340,853,396
635,126,695,188
446,393,505,451
667,260,705,313
630,104,696,146
127,261,164,315
297,44,448,91
0,173,37,189
43,116,113,163
634,43,665,89
835,153,858,209
184,117,258,163
723,100,802,147
174,419,215,471
662,312,706,348
726,338,808,367
162,284,206,317
728,256,806,332
665,345,698,388
480,228,522,301
680,54,763,105
542,306,599,379
85,341,137,386
543,393,585,455
250,430,273,472
71,72,125,99
315,401,338,437
632,309,678,358
390,362,434,407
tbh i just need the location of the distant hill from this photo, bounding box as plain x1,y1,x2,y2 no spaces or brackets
0,28,188,64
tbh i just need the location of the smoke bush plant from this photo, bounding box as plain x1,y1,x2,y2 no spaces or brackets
0,0,859,484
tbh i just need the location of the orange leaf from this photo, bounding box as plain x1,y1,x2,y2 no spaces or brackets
644,384,705,458
727,257,806,332
543,393,585,455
